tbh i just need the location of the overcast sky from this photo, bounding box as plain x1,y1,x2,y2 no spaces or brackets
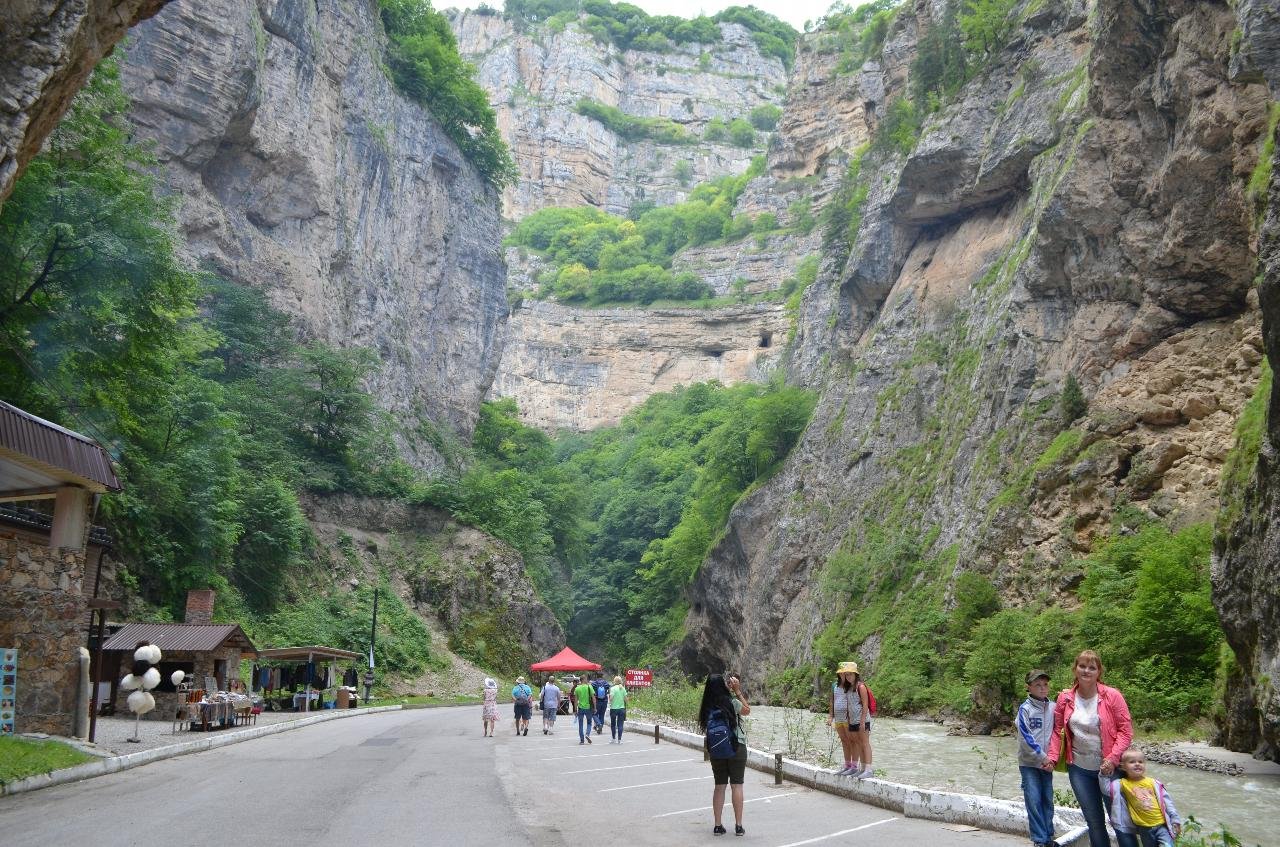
445,0,842,32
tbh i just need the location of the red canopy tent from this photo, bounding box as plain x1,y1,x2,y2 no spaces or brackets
530,647,602,672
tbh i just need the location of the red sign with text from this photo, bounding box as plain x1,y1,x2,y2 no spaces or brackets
625,669,652,688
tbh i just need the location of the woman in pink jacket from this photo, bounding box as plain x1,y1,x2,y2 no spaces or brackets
1042,650,1136,847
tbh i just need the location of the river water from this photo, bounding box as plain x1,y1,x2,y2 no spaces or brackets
657,705,1277,846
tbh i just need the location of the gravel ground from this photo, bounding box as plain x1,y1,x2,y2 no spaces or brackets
79,711,308,756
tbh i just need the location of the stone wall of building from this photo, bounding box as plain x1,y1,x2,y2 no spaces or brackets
0,524,88,735
106,646,244,722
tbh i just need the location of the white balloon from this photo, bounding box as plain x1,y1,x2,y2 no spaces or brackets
133,646,151,664
127,690,155,715
120,673,140,691
146,645,162,664
171,670,186,685
142,667,161,690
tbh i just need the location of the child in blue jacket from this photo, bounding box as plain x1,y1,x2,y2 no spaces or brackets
1016,670,1057,847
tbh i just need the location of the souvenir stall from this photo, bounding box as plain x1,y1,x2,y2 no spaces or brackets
252,646,362,712
101,622,258,723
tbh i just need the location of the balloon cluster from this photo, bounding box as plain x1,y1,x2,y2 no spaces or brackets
121,643,163,716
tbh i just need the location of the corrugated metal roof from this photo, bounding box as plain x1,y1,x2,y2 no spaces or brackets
103,623,257,656
257,646,362,661
0,400,121,492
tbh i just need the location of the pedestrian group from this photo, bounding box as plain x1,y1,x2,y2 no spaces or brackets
479,648,1185,844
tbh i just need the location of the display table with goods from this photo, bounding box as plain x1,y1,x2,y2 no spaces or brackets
181,690,255,731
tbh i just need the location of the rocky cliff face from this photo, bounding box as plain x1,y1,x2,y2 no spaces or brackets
680,0,1272,723
0,0,172,206
118,0,507,463
494,299,788,430
302,495,564,684
1214,0,1280,761
452,10,802,431
450,11,786,220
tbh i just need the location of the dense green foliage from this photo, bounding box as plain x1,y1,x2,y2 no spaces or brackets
812,0,901,74
749,104,783,131
0,62,414,619
561,380,817,666
506,162,769,305
419,397,586,619
252,580,442,677
817,487,1223,726
504,1,799,68
377,0,516,188
575,98,695,144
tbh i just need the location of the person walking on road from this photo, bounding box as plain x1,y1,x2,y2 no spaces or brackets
592,673,611,734
1043,650,1136,847
481,677,499,737
540,677,561,735
699,673,750,836
608,675,628,743
512,676,534,737
573,675,595,744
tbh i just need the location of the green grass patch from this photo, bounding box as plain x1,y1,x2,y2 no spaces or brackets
0,736,94,785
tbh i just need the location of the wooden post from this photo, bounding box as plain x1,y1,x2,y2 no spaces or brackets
774,752,783,785
654,723,660,744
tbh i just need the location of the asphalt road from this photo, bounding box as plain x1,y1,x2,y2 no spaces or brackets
0,706,1031,846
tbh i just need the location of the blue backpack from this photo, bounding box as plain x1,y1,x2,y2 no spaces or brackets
706,707,737,759
594,680,610,701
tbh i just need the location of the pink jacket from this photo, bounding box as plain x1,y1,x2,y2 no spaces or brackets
1046,683,1133,768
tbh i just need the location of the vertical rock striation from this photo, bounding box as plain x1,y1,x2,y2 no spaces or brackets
118,0,508,463
1213,0,1280,761
680,0,1271,720
0,0,172,207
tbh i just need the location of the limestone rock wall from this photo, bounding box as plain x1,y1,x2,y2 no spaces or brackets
1213,0,1280,761
493,300,788,431
0,0,171,207
302,495,564,675
680,0,1273,711
450,11,787,220
118,0,508,463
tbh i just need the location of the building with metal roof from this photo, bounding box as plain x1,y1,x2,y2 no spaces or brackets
1,399,122,737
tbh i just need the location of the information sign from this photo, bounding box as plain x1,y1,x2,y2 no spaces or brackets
625,669,652,688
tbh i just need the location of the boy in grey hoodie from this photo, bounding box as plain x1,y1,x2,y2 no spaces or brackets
1017,669,1058,847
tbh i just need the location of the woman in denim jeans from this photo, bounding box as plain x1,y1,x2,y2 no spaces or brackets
1043,650,1136,847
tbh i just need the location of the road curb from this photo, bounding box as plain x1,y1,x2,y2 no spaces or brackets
630,720,1090,844
0,705,403,798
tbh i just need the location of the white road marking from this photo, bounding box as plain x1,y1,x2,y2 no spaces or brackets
599,776,706,792
773,816,898,846
563,758,701,774
538,748,660,762
652,792,800,817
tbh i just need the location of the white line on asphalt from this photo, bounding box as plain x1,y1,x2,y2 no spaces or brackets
539,748,658,762
652,792,800,817
773,816,898,846
599,776,706,792
563,758,701,774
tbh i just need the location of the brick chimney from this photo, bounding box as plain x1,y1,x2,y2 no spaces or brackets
185,589,215,625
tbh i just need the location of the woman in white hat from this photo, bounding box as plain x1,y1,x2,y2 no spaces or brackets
481,677,499,737
828,661,873,777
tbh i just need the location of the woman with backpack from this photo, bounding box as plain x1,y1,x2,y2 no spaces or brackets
698,673,751,836
831,661,874,778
